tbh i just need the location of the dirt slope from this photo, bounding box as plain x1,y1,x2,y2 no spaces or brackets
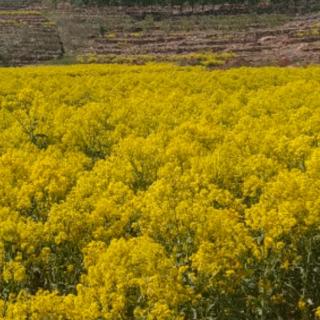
0,1,319,67
0,0,63,66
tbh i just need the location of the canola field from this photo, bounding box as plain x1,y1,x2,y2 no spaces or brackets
0,64,320,319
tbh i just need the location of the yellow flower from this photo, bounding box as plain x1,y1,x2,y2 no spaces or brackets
298,299,306,311
0,63,319,318
226,269,235,277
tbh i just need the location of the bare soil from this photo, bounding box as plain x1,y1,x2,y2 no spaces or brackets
0,0,319,67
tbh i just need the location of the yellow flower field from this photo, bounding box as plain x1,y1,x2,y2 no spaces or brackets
0,64,320,319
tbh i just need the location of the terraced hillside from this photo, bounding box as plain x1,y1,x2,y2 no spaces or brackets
48,6,320,67
0,0,320,67
0,0,63,66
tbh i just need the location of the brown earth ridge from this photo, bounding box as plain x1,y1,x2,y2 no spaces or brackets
0,0,320,67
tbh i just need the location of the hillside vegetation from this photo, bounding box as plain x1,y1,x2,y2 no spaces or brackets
0,64,320,319
51,0,315,12
0,0,320,66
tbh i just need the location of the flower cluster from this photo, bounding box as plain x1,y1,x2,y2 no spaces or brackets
0,64,320,319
